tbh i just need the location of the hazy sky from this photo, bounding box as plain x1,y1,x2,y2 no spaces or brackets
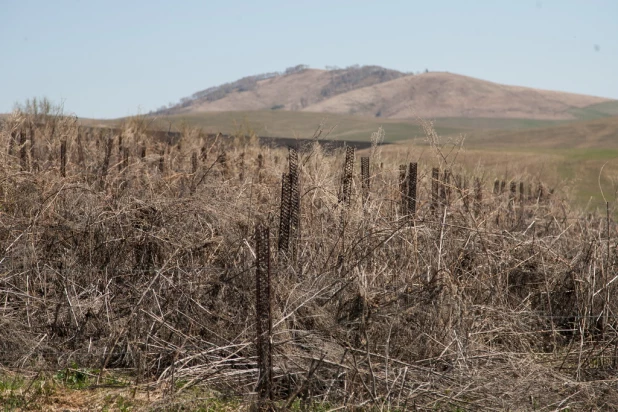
1,0,617,118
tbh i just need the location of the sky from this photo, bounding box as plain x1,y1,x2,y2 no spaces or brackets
1,0,617,119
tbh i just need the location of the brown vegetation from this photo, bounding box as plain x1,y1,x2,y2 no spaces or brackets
1,104,618,410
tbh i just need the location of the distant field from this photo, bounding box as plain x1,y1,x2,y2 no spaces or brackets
53,110,618,211
462,115,618,149
152,111,458,142
130,110,594,144
568,100,618,120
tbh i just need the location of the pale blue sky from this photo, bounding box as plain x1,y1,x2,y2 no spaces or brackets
1,0,617,118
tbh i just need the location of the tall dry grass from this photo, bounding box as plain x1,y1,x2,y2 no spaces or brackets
0,103,617,410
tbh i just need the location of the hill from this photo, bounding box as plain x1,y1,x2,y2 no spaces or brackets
304,72,612,120
161,65,405,115
159,65,614,121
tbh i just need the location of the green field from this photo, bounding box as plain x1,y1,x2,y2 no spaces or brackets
143,110,588,143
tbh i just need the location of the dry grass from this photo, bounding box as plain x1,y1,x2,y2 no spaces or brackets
1,104,618,411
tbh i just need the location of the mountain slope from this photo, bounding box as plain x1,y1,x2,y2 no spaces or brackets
464,115,618,149
165,65,405,114
160,66,614,121
303,72,611,120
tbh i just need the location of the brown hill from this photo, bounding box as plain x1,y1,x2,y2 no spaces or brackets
304,72,611,120
161,66,613,121
166,65,405,114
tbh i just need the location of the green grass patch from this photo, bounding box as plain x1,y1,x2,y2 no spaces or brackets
434,117,566,130
570,101,618,120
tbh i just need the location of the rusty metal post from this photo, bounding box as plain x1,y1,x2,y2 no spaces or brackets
278,173,291,258
407,162,417,221
255,224,273,407
288,148,300,261
361,156,370,207
60,140,67,177
339,146,355,209
399,165,408,217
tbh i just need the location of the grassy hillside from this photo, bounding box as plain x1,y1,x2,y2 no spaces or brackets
152,110,461,142
142,110,589,143
569,100,618,120
463,115,618,149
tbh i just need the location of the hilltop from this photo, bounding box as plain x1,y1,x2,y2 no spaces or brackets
158,65,615,121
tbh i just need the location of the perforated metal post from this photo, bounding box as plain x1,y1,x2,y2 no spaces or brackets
407,162,417,221
118,134,124,172
289,148,300,260
338,147,355,268
361,156,370,207
19,128,27,171
519,182,525,203
255,224,272,406
399,165,408,216
60,140,67,177
123,147,129,171
339,146,355,209
278,173,291,257
8,130,16,157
